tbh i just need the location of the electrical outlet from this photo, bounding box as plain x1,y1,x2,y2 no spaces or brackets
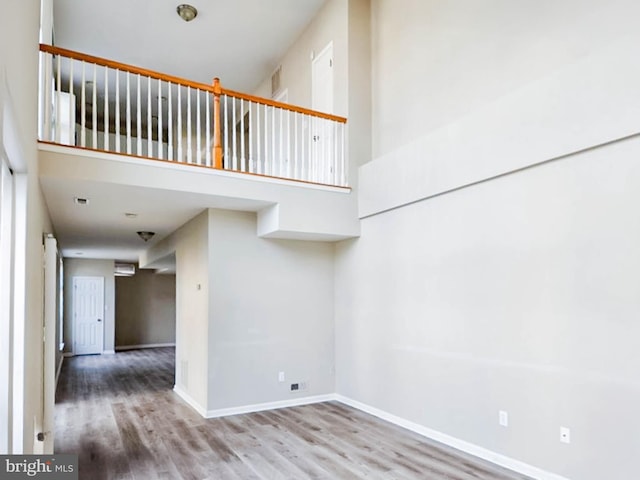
499,410,509,427
560,426,571,444
290,383,299,392
278,372,285,382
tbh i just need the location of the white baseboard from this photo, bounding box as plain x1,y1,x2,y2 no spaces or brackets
204,394,336,419
173,385,208,417
333,395,570,480
62,352,74,358
115,343,176,351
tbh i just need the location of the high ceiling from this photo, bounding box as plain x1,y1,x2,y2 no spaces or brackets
52,0,326,92
45,0,327,266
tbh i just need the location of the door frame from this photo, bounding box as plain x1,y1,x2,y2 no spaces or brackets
42,234,57,453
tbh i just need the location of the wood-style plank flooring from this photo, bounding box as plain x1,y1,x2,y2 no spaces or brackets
55,348,532,480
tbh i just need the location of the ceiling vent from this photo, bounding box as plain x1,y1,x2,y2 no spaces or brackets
115,263,136,277
271,66,282,97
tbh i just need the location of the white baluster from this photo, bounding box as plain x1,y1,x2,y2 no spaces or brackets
126,72,132,154
158,78,163,160
115,69,121,153
187,86,192,163
286,110,291,178
223,94,229,169
196,88,201,165
168,83,173,160
147,76,152,157
69,58,74,146
340,122,346,186
248,102,253,173
323,119,328,183
136,74,142,155
92,64,97,149
205,91,211,167
240,98,246,172
104,67,109,151
43,52,52,141
177,86,182,162
264,104,268,174
55,54,61,143
232,97,237,170
80,61,86,147
279,108,283,177
256,102,261,174
293,113,298,179
307,115,316,182
271,105,276,176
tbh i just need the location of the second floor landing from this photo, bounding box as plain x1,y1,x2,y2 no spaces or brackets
39,142,359,262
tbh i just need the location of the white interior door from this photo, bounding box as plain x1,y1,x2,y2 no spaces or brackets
73,276,104,355
311,42,335,184
312,42,334,114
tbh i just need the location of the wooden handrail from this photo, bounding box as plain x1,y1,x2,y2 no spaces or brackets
40,43,347,124
221,87,347,123
40,44,213,92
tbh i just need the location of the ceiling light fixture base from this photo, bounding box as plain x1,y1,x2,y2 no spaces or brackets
177,4,198,22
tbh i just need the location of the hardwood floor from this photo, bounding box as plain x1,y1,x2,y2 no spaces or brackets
55,348,532,480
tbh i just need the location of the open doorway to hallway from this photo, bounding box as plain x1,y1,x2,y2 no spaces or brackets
114,265,176,354
55,259,178,472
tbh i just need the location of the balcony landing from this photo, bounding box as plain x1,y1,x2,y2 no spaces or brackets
38,142,359,262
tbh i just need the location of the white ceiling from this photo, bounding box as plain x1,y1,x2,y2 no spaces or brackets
53,0,326,92
40,173,271,262
46,0,326,267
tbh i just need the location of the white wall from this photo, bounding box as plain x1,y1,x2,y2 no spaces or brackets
207,209,335,411
63,258,116,354
173,211,210,410
151,208,336,414
115,269,176,348
0,0,54,454
336,1,640,479
253,0,348,117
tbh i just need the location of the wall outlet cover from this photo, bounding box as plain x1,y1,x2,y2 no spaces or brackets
499,410,509,427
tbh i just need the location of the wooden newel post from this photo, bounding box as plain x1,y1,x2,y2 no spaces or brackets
212,77,223,169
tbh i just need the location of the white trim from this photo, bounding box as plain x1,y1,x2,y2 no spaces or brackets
62,352,74,358
172,385,207,417
102,350,115,355
273,88,288,103
334,395,570,480
204,394,335,419
115,343,176,351
11,174,28,453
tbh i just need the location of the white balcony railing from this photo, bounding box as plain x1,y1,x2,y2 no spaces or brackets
38,44,348,187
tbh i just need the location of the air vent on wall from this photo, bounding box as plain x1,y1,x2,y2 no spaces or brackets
271,65,282,97
114,263,135,277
